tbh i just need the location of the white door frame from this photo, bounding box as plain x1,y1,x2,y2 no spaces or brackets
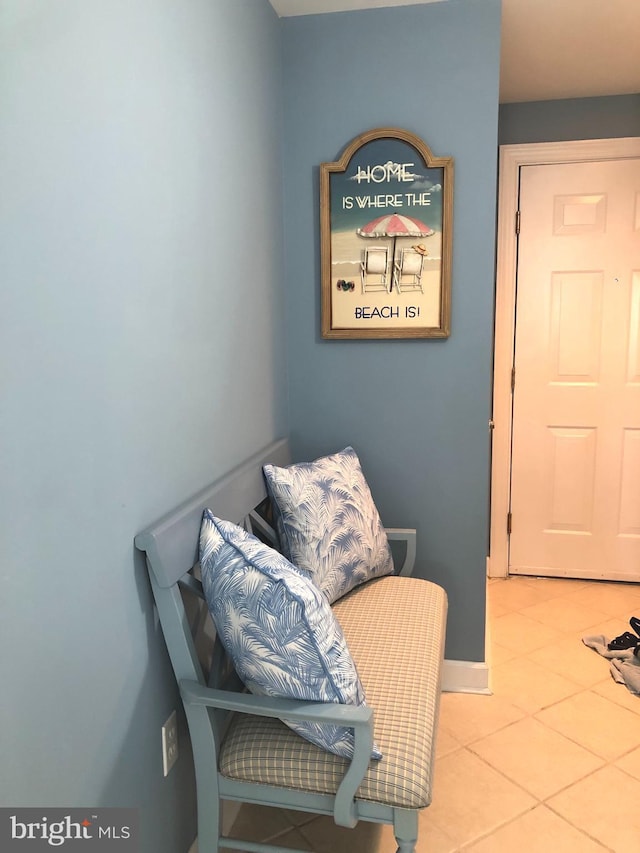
488,137,640,579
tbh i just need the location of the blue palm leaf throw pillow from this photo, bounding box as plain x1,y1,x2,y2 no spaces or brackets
199,510,382,760
263,446,394,604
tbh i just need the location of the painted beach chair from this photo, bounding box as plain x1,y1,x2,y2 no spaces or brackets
360,246,389,293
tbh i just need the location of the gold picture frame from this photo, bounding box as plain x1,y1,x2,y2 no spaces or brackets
320,127,453,339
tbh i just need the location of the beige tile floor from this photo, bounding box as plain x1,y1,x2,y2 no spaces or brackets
227,575,640,852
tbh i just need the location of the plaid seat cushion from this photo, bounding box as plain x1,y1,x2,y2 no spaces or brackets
219,576,447,809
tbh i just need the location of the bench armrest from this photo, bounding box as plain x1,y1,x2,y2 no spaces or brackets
180,679,373,828
385,527,416,577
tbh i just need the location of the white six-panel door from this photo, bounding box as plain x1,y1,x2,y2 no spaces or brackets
509,158,640,580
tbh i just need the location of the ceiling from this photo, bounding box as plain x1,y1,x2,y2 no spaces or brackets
268,0,640,104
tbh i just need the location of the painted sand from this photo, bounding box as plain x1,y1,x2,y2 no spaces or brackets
329,229,442,329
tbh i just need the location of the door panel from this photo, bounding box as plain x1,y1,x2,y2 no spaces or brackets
550,271,603,381
509,158,640,581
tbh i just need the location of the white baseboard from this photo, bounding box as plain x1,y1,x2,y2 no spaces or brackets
442,658,491,694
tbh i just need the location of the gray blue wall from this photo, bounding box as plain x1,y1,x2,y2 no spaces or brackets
282,0,502,664
2,0,504,848
0,2,284,851
499,93,640,144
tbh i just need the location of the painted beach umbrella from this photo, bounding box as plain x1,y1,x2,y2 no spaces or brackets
357,213,435,292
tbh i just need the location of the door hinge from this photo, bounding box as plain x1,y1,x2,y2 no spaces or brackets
507,512,512,536
515,210,521,235
511,366,516,392
489,419,495,431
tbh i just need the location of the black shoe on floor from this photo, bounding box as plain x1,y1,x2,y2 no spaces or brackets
608,631,640,651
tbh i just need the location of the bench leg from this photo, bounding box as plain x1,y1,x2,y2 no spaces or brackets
194,778,221,852
188,708,222,851
393,808,418,853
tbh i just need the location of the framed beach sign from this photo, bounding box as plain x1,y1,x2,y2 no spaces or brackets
320,127,453,339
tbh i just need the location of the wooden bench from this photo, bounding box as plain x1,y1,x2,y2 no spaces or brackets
134,438,447,853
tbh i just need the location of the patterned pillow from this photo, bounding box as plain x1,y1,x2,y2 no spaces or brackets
198,510,382,760
263,446,394,604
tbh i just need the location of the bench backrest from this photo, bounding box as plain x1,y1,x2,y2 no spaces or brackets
134,438,291,695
